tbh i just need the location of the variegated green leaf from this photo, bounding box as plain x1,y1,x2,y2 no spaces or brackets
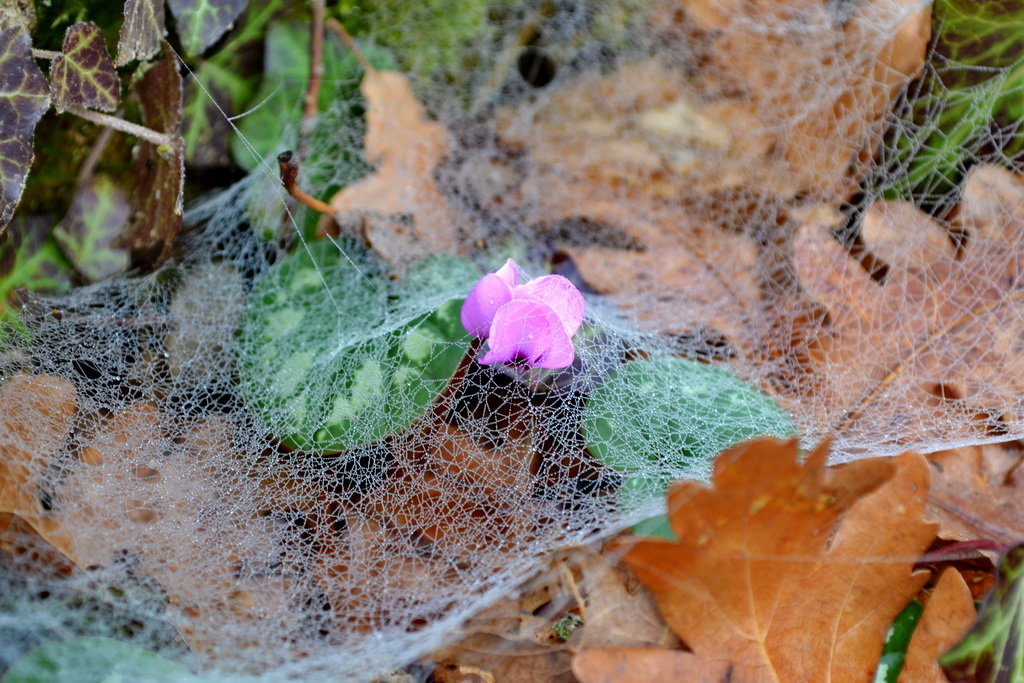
167,0,247,57
53,175,130,281
941,544,1024,681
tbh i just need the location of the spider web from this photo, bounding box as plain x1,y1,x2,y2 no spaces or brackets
3,0,1023,679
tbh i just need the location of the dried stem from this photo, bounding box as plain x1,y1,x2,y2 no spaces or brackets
31,48,61,60
67,106,177,148
300,0,326,156
326,17,373,73
74,121,116,193
276,151,334,215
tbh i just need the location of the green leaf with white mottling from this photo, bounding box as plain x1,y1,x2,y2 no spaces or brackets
874,600,924,683
167,0,248,57
0,27,51,234
53,175,130,281
239,245,477,452
941,543,1024,681
1,637,196,683
49,22,121,113
585,357,795,538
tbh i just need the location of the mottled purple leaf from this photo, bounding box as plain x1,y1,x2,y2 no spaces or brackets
116,0,167,67
0,27,51,235
168,0,248,57
53,175,130,281
49,23,121,114
127,46,183,266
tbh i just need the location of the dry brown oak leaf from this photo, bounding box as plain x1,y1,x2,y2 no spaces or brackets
674,0,929,200
575,437,936,682
328,69,459,265
925,442,1024,547
899,568,976,683
791,165,1024,452
0,374,77,559
432,545,678,682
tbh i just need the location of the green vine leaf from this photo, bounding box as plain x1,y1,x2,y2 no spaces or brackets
879,0,1024,202
941,543,1024,680
0,27,51,234
49,22,121,114
116,0,167,67
127,46,183,266
0,219,72,317
53,175,130,281
167,0,248,57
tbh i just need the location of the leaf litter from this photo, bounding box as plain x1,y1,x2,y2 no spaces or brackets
5,0,1024,679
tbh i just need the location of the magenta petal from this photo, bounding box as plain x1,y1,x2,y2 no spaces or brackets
460,273,512,338
514,275,585,338
494,258,521,288
478,300,575,369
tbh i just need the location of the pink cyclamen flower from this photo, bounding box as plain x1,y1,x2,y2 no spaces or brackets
460,258,585,369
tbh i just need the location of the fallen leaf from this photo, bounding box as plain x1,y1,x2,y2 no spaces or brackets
48,22,121,114
328,69,460,265
573,648,732,683
52,174,130,281
941,543,1024,681
675,0,929,199
56,408,302,664
433,544,674,683
167,0,248,57
0,26,51,234
571,548,679,651
790,165,1024,452
0,374,77,557
899,569,976,682
116,0,167,67
926,443,1024,546
125,45,183,266
616,438,935,680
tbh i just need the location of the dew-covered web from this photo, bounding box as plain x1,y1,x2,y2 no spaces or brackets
3,0,1024,679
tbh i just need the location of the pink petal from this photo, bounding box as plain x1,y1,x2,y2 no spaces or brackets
513,274,585,338
478,299,576,369
494,258,522,288
460,273,512,338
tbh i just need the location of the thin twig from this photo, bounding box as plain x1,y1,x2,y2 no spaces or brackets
558,561,588,624
73,122,116,193
302,0,326,141
67,106,177,148
276,151,334,215
31,48,61,60
325,17,373,73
